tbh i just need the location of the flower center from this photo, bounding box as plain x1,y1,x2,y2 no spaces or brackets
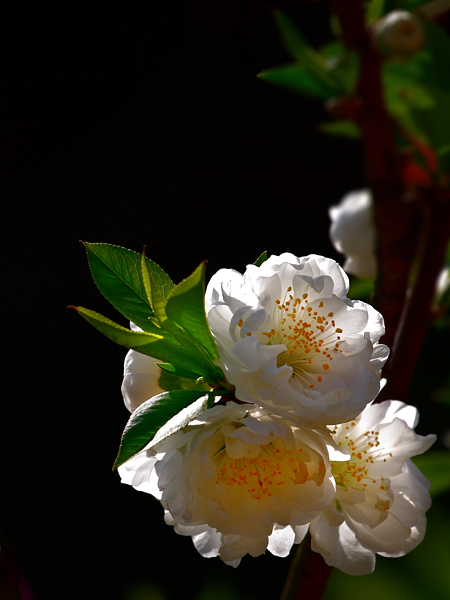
330,420,393,512
261,288,344,388
213,439,324,501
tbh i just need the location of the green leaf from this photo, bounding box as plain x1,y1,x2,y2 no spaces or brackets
165,262,219,362
319,120,361,139
412,87,450,163
148,393,215,449
384,0,431,11
157,364,217,393
84,243,174,332
412,450,450,497
365,0,385,24
73,306,209,375
381,32,450,165
157,363,201,381
423,19,450,91
254,251,268,267
156,366,210,392
140,248,153,306
319,40,346,62
74,305,163,347
258,64,334,99
328,51,360,95
272,8,310,61
348,277,375,300
384,67,435,110
113,390,211,469
150,269,169,325
271,10,342,93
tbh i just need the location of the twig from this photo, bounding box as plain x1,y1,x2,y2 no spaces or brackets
279,533,333,600
379,188,450,401
327,0,450,399
326,0,425,364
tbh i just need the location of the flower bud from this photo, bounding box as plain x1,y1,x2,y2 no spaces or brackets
373,11,425,57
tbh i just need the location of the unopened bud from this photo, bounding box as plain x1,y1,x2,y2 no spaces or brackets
373,10,425,56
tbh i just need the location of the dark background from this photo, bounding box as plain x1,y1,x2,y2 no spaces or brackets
4,2,445,600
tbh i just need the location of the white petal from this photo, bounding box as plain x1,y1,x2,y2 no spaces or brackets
310,514,376,575
121,350,163,412
326,402,435,569
267,525,296,557
192,527,222,558
118,452,159,496
329,190,376,280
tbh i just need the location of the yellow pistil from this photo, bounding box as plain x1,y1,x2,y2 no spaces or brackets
214,439,324,501
261,288,344,388
330,421,393,513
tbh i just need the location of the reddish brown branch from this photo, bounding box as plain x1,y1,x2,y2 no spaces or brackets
327,0,419,354
328,0,450,398
379,188,450,401
279,534,333,600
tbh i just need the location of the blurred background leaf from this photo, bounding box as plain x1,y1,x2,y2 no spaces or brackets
412,450,450,497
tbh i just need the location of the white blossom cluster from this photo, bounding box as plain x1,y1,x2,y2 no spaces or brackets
119,253,435,575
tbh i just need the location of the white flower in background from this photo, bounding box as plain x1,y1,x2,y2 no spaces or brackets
119,402,349,566
205,253,389,425
122,349,163,413
309,400,436,575
329,190,376,280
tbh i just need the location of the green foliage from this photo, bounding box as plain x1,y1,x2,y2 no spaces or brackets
348,277,375,301
413,450,450,497
157,362,204,382
259,10,342,99
254,250,268,267
79,243,223,380
113,391,214,469
261,7,450,181
165,262,219,362
366,0,386,25
155,363,212,393
319,120,361,138
74,306,213,377
84,242,173,332
74,243,231,468
384,0,433,11
258,64,334,99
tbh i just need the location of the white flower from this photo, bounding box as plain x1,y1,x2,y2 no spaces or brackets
122,349,163,413
119,402,348,566
205,253,389,425
329,190,376,279
309,400,436,575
